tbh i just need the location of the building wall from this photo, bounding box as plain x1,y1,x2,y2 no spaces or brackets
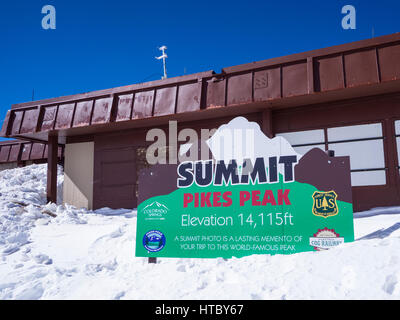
0,162,18,171
65,94,400,212
92,113,262,210
273,93,400,211
63,142,94,210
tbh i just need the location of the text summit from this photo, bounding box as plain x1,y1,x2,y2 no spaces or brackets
177,155,298,187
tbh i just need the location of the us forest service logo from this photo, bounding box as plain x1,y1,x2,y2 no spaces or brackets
312,191,338,218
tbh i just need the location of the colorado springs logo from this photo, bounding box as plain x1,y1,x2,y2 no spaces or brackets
142,201,169,221
143,230,166,252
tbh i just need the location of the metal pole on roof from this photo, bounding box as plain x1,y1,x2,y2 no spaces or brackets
149,47,167,265
155,46,168,80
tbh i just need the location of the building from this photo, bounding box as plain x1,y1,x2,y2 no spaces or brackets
0,139,63,170
1,33,400,212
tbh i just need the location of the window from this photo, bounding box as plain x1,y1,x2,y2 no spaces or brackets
276,129,325,155
395,120,400,174
327,123,386,187
277,123,387,187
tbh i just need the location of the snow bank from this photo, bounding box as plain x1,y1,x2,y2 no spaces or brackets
0,164,400,299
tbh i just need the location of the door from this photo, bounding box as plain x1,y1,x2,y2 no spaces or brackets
94,146,137,209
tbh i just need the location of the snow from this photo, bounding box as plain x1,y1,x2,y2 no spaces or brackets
1,164,400,299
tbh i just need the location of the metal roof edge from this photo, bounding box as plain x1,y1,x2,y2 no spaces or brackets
222,32,400,74
11,70,216,110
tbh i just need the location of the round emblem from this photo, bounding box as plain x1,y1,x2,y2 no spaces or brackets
143,230,166,252
309,227,344,251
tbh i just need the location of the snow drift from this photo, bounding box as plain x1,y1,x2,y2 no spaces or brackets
0,164,400,299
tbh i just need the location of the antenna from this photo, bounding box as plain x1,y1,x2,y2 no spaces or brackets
155,46,168,80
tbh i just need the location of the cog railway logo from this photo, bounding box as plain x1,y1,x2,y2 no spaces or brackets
309,227,344,251
312,191,339,218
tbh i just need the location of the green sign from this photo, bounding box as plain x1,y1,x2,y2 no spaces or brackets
135,117,354,258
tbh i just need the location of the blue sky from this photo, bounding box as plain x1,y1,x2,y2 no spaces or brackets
0,0,399,128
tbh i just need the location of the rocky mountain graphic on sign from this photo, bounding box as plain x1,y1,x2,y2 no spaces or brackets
142,201,169,211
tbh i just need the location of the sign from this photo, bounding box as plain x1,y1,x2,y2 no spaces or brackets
135,117,354,258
